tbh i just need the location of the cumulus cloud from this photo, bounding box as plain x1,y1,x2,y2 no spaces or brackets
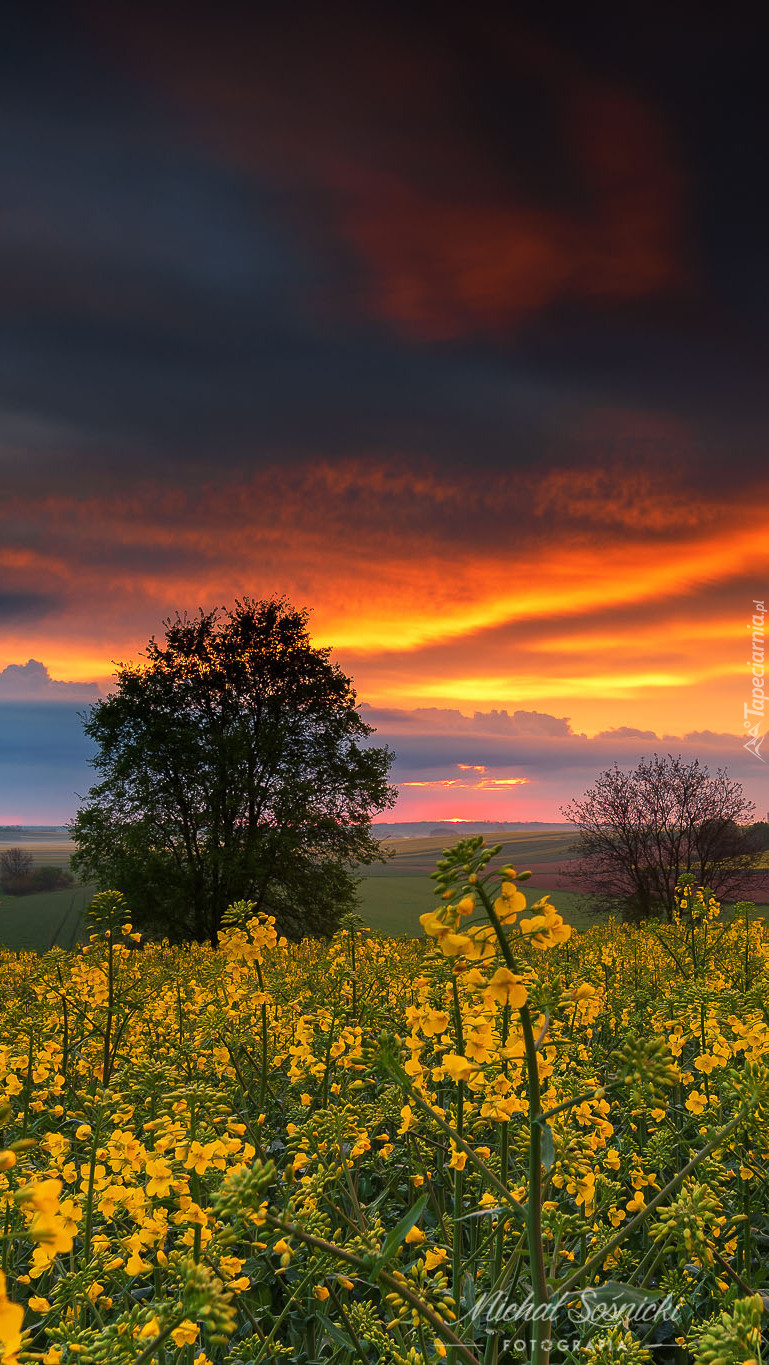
0,660,100,702
361,705,573,737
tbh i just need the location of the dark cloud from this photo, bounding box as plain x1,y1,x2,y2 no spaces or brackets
364,705,768,808
0,3,766,500
0,592,61,622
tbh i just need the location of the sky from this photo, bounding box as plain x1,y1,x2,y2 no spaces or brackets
1,3,768,824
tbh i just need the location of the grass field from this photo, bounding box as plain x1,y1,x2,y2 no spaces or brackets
0,883,92,952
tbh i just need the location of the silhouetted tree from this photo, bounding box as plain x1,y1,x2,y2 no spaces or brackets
562,754,758,922
71,598,396,943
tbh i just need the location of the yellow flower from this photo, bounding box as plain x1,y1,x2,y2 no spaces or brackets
419,910,449,938
566,983,597,1001
449,1145,468,1172
438,932,472,958
483,968,528,1009
694,1054,718,1074
398,1105,416,1135
0,1271,24,1365
405,1226,425,1245
124,1234,151,1276
420,1009,451,1037
313,1285,330,1301
494,885,526,924
28,1212,74,1256
144,1158,173,1198
464,927,497,962
17,1179,63,1216
171,1321,199,1348
425,1248,449,1271
441,1054,473,1083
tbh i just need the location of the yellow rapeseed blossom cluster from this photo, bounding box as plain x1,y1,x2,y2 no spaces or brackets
0,856,766,1365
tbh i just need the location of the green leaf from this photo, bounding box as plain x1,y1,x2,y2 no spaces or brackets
580,1281,662,1312
317,1314,355,1350
379,1193,429,1264
541,1121,555,1172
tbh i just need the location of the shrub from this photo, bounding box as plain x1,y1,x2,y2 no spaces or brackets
30,866,74,892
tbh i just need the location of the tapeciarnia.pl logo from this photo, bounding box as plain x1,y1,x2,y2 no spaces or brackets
744,599,766,761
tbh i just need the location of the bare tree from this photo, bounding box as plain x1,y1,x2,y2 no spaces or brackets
0,847,34,895
0,847,33,879
562,754,758,921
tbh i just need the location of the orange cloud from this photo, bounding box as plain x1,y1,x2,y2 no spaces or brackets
2,457,766,740
401,776,527,789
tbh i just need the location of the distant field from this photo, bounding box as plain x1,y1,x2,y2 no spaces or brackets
0,833,90,951
370,829,579,874
0,834,75,871
356,831,769,934
0,830,765,950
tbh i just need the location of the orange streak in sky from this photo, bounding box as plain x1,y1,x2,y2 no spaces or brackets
2,466,767,744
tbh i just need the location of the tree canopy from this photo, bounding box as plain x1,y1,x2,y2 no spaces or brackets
71,598,396,942
561,753,758,921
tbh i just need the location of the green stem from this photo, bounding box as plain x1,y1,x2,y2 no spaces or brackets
477,881,550,1365
254,959,269,1111
264,1213,482,1365
327,1282,370,1365
452,974,466,1304
81,1107,103,1266
519,1001,551,1365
